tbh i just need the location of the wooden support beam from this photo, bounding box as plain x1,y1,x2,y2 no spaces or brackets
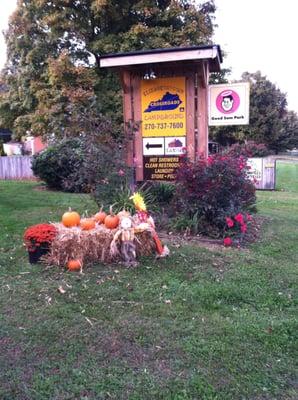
121,70,134,167
131,75,143,181
186,72,196,162
197,63,209,159
197,61,209,89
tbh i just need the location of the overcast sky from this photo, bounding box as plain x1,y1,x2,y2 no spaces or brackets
0,0,297,112
0,0,16,69
213,0,298,113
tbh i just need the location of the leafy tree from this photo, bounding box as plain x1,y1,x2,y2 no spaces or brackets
241,71,287,147
0,0,217,140
276,110,298,152
211,71,298,153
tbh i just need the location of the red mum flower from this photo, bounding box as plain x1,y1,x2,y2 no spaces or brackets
234,213,244,225
223,237,232,247
241,223,247,233
23,223,57,252
226,217,234,228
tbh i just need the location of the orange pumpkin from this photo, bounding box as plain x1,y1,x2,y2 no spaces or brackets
104,206,119,229
80,218,96,231
94,207,107,224
62,208,80,228
67,259,82,271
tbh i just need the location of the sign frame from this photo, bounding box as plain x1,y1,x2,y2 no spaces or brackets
141,76,186,137
208,82,250,126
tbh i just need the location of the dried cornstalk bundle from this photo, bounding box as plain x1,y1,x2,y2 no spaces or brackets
135,230,157,257
44,223,156,267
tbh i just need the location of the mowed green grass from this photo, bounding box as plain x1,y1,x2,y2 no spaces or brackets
0,163,297,400
276,160,298,192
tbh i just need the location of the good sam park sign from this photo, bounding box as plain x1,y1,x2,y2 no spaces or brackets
208,82,250,126
100,46,250,182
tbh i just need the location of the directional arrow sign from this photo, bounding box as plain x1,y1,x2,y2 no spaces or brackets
143,138,165,155
146,142,163,150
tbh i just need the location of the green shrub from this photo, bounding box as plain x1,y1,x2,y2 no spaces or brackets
169,212,200,235
94,178,158,214
93,170,133,213
32,131,130,196
32,138,85,191
145,182,176,206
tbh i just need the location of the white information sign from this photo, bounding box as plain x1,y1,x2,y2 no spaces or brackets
208,82,250,126
247,158,262,183
142,137,165,156
165,137,186,155
246,157,276,190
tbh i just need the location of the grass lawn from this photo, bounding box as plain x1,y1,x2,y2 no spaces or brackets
0,163,297,400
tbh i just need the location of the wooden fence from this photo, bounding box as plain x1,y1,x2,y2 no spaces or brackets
0,156,34,180
247,157,276,190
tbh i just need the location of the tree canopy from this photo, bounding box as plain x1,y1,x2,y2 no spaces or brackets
0,0,216,139
211,71,298,152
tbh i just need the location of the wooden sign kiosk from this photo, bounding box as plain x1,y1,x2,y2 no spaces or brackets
100,45,222,181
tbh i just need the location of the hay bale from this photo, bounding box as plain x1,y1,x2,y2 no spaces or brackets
44,223,156,267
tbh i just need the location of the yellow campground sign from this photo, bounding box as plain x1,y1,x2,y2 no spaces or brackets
141,77,186,137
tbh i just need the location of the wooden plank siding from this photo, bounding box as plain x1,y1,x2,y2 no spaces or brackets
262,157,276,190
120,62,210,181
197,62,209,159
186,71,196,162
131,74,143,181
121,70,134,167
0,156,34,180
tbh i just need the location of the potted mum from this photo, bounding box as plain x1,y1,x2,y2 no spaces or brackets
23,223,57,263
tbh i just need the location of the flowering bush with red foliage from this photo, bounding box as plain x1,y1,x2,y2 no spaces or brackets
23,224,57,252
172,154,256,238
223,141,273,158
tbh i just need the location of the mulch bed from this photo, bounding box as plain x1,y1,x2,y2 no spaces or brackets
159,215,265,251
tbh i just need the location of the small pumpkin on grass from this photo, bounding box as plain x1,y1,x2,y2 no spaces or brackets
67,259,82,272
104,206,120,229
62,208,80,228
94,206,107,224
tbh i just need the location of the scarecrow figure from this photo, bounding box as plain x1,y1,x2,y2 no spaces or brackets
130,192,169,258
110,216,138,267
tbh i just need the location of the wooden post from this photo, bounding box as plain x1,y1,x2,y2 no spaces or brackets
131,74,143,181
186,71,196,162
197,62,209,159
120,70,134,167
